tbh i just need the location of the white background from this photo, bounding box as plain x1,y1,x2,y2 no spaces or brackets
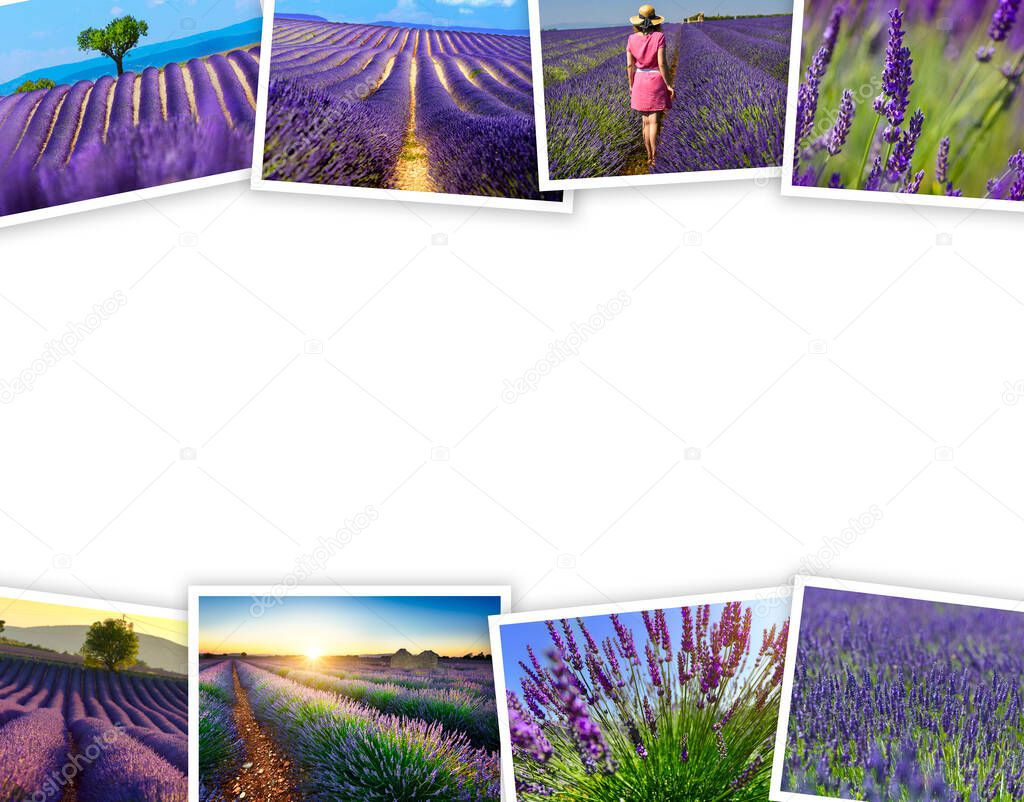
1,177,1022,617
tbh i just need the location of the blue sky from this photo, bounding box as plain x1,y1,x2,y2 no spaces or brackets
276,0,529,31
539,0,791,28
500,599,790,695
199,594,501,657
0,0,260,83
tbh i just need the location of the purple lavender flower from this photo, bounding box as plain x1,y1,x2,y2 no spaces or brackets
865,156,885,191
548,649,616,774
936,136,951,184
976,45,996,62
507,691,553,763
645,643,664,694
732,755,764,789
655,608,672,658
901,169,925,193
887,108,925,181
828,172,844,188
1001,60,1023,79
576,617,599,654
586,651,615,697
822,5,844,64
874,9,914,142
797,46,830,145
611,613,640,665
714,725,728,758
680,732,689,762
826,89,856,155
561,619,583,672
601,637,625,687
643,696,659,736
681,606,695,653
627,719,648,759
642,610,659,645
546,620,567,655
989,0,1022,42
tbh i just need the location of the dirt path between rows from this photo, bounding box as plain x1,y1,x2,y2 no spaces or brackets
391,34,436,193
624,33,682,176
223,664,301,802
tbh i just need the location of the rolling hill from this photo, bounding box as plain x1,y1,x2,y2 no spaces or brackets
2,625,186,674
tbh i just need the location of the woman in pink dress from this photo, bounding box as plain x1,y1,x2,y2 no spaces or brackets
627,4,674,169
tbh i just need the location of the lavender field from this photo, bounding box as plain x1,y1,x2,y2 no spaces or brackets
0,653,188,800
792,0,1024,200
198,656,501,801
500,601,790,801
782,587,1024,801
0,49,259,218
261,18,558,201
540,17,790,181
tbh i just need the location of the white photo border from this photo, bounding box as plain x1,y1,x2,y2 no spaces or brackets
769,574,1024,802
249,5,573,214
527,0,785,192
490,585,793,802
780,0,1024,213
188,583,512,802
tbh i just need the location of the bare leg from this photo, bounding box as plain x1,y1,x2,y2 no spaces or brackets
650,112,661,167
640,114,652,165
642,113,655,168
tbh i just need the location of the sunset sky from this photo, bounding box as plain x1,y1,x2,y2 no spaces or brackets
0,596,186,645
198,594,500,656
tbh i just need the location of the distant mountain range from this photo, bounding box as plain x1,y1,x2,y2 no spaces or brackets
2,625,186,675
0,17,262,95
276,13,327,21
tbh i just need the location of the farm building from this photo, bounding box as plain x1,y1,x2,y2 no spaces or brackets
390,648,440,668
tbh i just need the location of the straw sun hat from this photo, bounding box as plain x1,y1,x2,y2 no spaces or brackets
630,4,665,25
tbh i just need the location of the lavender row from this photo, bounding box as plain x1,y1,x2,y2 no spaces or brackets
413,50,554,199
656,23,787,173
70,716,187,802
0,49,258,218
0,709,68,801
236,661,500,801
275,666,500,749
197,660,243,797
0,655,185,734
541,43,639,179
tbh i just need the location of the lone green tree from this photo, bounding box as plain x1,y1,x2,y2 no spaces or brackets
76,16,149,76
15,78,56,93
81,617,139,671
0,620,5,639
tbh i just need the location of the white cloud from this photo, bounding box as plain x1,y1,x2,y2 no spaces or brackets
458,6,472,11
0,0,32,6
435,0,516,6
110,5,123,13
